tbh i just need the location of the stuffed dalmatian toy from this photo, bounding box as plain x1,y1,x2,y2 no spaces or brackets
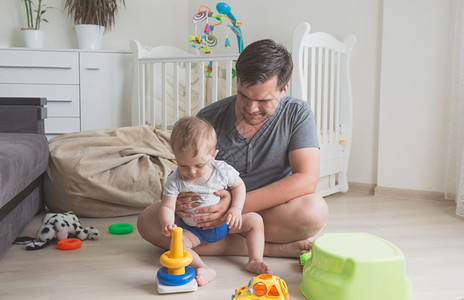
17,211,99,250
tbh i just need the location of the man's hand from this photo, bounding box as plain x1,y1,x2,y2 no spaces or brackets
195,189,232,230
175,192,201,218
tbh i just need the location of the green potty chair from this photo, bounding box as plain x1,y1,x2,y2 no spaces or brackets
300,233,412,300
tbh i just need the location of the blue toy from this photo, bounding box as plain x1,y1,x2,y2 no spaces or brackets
156,227,198,294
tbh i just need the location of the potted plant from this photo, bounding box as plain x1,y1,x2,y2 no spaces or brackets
21,0,50,48
64,0,126,50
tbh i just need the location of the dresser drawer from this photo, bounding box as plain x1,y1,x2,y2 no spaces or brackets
0,83,80,117
0,50,79,84
45,118,80,135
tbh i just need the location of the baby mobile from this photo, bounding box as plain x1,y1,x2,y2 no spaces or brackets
188,2,243,77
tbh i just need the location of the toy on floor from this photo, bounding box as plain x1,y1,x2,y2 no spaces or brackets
108,223,133,235
298,252,311,271
231,274,289,300
16,211,99,250
156,227,197,294
57,238,82,250
300,233,412,300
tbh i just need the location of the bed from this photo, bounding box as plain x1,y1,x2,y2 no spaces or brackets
130,22,356,197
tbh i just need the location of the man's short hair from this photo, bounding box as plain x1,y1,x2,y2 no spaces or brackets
236,39,293,91
170,116,217,157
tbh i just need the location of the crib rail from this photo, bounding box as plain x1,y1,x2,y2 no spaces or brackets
131,41,238,130
292,22,356,196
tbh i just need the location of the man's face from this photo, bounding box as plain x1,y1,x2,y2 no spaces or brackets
235,75,289,126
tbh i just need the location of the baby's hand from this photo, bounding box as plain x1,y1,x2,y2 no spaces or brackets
161,224,177,237
226,207,242,229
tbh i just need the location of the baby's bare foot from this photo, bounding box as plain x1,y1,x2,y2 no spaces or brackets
195,267,216,286
264,239,312,258
246,259,270,274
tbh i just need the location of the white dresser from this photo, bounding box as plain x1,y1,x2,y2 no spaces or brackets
0,48,132,137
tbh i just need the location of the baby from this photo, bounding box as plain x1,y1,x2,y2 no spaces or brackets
159,116,269,286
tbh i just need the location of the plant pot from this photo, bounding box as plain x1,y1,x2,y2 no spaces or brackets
22,30,44,48
75,24,104,50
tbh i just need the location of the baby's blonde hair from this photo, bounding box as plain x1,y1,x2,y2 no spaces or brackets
170,116,217,157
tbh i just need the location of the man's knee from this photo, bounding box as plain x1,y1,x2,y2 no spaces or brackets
296,194,329,233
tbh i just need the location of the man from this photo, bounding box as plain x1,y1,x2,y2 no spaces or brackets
137,39,328,258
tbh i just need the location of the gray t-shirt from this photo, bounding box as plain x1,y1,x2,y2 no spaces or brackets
197,95,319,192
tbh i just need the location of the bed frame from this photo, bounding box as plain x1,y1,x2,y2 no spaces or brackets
130,22,356,196
130,40,238,129
292,22,356,196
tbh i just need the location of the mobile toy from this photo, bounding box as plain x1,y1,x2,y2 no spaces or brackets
232,274,289,300
156,227,197,294
188,2,243,54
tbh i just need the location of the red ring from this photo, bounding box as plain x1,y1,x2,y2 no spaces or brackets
57,238,82,250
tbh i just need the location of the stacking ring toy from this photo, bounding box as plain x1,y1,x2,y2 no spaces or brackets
157,266,196,286
108,223,133,235
57,238,82,250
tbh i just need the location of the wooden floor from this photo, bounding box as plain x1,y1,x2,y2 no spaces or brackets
1,192,463,300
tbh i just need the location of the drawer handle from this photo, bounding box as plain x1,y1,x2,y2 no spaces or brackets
85,67,100,70
0,65,72,70
48,99,73,103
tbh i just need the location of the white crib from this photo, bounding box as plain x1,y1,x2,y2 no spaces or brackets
130,22,356,196
292,22,357,196
130,40,238,129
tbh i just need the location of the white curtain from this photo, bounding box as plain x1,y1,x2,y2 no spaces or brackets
446,0,464,216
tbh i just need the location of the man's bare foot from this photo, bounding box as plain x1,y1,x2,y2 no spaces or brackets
195,267,216,286
264,239,312,258
246,259,270,274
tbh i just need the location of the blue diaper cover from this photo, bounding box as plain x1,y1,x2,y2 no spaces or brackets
179,219,229,243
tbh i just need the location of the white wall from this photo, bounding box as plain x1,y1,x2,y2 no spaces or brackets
0,0,454,193
0,0,189,50
378,0,452,192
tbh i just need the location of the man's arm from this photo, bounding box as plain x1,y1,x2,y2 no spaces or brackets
242,147,320,213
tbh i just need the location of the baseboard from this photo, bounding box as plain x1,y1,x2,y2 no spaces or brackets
374,186,445,201
347,182,376,194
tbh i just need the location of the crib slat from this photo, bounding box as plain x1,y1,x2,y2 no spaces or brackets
186,62,192,117
174,63,179,122
310,48,316,117
335,52,341,143
198,62,205,112
212,61,218,103
329,49,336,144
139,62,146,126
226,60,233,96
148,63,155,127
316,47,323,143
303,47,309,100
322,48,329,144
161,63,167,130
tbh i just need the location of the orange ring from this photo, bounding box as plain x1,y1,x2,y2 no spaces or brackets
57,238,82,250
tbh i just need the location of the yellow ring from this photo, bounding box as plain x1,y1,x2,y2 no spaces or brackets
160,250,193,269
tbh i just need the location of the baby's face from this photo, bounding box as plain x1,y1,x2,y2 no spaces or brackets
175,146,216,183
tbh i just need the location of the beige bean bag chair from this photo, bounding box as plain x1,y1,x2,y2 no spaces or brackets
44,125,176,217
